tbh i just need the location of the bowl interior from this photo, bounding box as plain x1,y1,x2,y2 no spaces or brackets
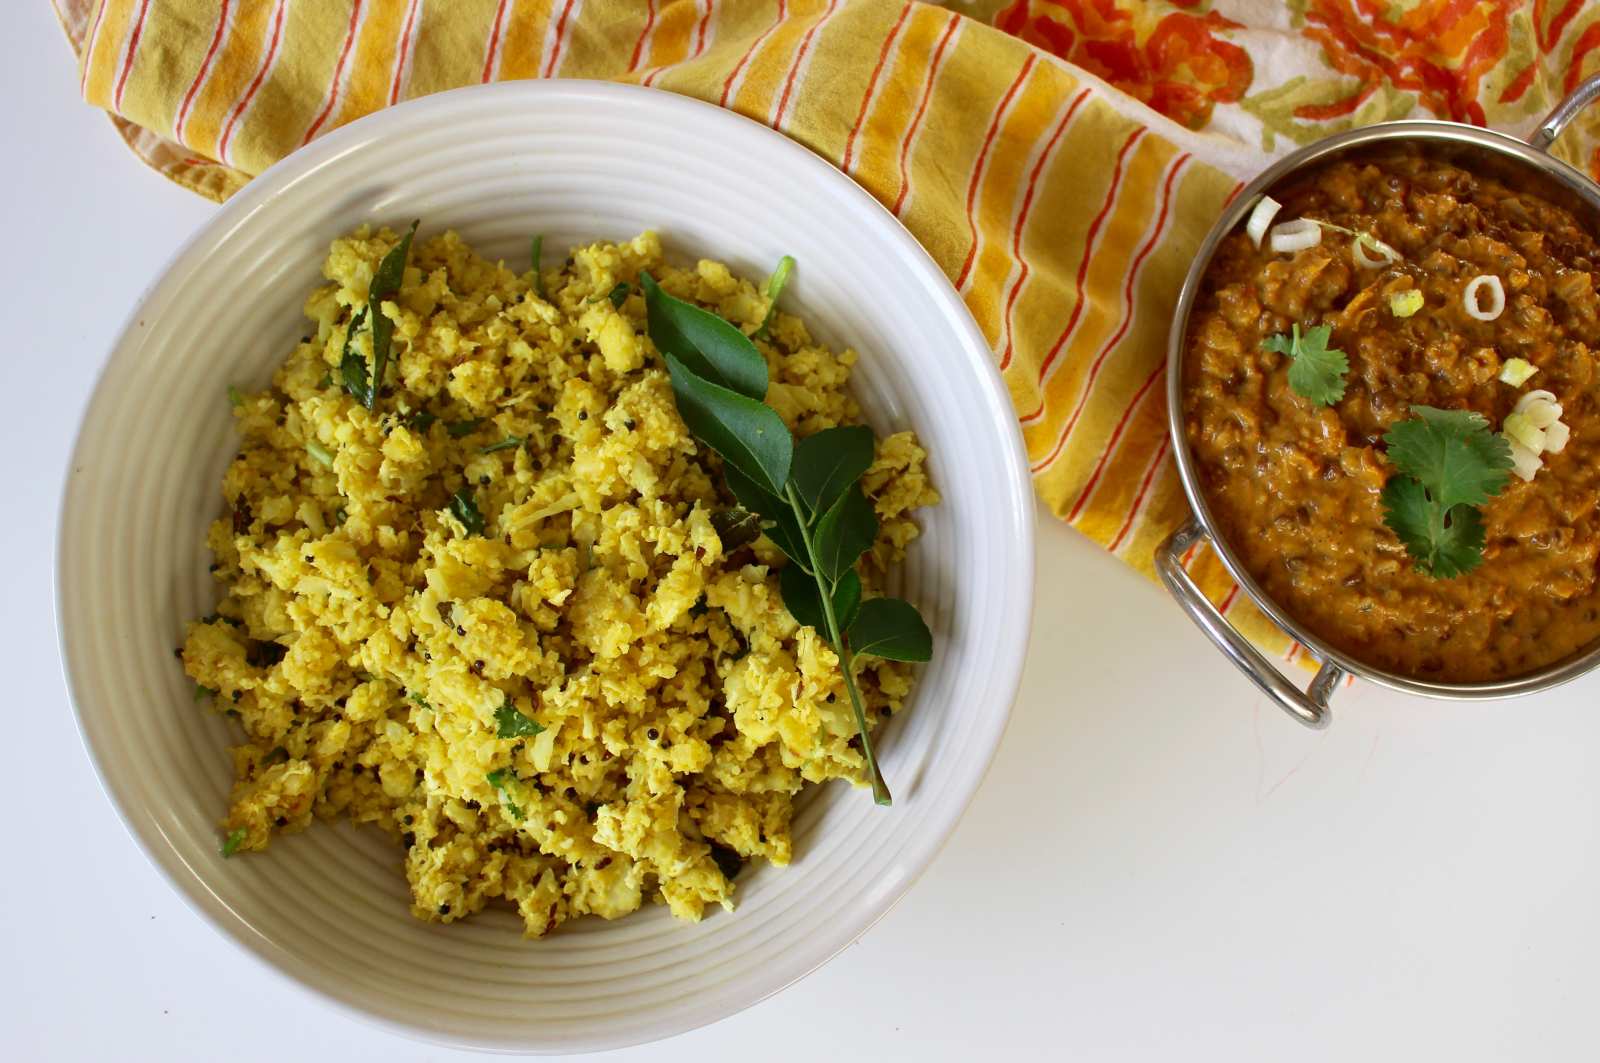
57,82,1033,1052
1167,124,1600,698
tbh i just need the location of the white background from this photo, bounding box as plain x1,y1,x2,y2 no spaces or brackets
8,4,1599,1060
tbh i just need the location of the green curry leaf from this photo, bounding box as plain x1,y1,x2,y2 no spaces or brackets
339,307,371,404
643,256,933,807
664,353,792,496
363,220,418,409
792,425,876,521
449,489,485,537
780,565,861,638
848,597,933,662
810,483,878,585
642,272,768,400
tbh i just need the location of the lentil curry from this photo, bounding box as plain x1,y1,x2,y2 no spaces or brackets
1183,147,1600,683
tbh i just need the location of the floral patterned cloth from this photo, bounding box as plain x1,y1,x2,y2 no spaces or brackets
980,0,1600,178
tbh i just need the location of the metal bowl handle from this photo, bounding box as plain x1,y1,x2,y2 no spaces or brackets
1530,73,1600,152
1156,519,1341,729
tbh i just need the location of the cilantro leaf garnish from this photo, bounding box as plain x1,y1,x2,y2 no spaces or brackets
1379,405,1514,579
1262,322,1348,406
493,700,544,739
1381,476,1488,580
486,769,525,819
1383,406,1512,510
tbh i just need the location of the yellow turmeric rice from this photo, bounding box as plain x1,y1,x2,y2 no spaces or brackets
179,227,937,936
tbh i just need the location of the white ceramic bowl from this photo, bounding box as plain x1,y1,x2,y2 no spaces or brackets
58,81,1033,1053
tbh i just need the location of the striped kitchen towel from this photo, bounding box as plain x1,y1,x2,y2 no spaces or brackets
66,0,1539,671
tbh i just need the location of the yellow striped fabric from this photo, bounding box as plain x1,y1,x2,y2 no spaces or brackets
66,0,1312,665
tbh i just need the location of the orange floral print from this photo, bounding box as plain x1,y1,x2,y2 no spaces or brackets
1294,0,1518,126
994,0,1253,129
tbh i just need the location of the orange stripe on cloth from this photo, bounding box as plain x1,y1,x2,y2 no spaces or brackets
481,0,512,81
772,0,911,164
959,62,1082,352
722,0,815,118
301,0,366,144
495,0,555,81
1060,159,1192,541
839,1,912,176
173,0,232,142
628,0,657,71
81,0,138,106
770,0,842,130
78,0,113,97
1053,154,1192,500
541,0,583,78
112,0,152,111
998,86,1092,371
952,53,1036,292
853,6,959,217
641,0,715,90
1019,126,1147,425
216,0,288,167
1107,434,1169,554
324,0,410,130
389,0,423,104
717,0,786,106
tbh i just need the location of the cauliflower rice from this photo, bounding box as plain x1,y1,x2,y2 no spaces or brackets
179,227,937,936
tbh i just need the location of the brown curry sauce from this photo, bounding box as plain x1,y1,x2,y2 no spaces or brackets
1183,147,1600,682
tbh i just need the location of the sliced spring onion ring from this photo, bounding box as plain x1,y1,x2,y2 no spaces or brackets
1503,412,1546,453
1498,358,1538,386
1245,196,1282,249
1351,234,1401,268
1268,218,1322,254
1522,400,1562,429
1506,438,1543,482
1389,290,1424,317
1501,388,1571,477
1514,389,1559,414
1464,274,1505,321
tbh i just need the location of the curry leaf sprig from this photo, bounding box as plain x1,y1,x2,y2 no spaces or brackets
1380,405,1513,579
1262,322,1348,406
641,267,931,807
341,220,419,409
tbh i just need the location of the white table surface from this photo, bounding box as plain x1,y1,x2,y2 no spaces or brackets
9,5,1599,1060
